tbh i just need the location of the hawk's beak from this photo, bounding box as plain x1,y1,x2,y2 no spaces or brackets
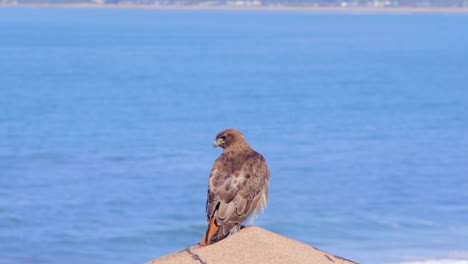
213,138,225,148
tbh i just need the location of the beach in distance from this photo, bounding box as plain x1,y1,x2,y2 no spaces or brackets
2,3,468,13
1,7,468,264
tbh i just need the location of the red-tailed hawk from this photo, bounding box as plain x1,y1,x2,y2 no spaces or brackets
200,128,271,246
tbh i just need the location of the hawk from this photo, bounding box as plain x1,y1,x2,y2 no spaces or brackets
200,128,271,246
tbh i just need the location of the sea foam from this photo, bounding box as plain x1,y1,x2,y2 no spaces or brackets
393,259,468,264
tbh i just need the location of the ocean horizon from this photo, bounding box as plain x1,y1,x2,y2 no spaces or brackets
1,7,467,264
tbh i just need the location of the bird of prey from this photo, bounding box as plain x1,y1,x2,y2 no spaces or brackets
200,128,271,246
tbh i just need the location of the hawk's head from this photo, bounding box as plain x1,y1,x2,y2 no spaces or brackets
213,128,248,149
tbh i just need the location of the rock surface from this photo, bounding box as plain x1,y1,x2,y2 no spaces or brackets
144,226,357,264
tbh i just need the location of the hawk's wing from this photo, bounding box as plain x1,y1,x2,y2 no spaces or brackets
206,151,270,241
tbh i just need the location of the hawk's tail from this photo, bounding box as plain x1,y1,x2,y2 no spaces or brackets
200,218,219,246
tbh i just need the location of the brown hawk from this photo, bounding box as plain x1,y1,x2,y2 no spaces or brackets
200,128,271,246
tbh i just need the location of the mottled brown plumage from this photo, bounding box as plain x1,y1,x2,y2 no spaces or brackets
200,128,270,246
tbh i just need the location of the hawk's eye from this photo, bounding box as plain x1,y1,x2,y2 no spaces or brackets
220,135,227,140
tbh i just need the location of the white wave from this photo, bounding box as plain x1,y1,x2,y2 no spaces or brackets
449,251,468,258
393,259,468,264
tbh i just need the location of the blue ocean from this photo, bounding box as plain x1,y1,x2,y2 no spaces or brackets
1,7,467,264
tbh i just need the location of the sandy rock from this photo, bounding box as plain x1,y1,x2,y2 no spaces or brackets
144,226,356,264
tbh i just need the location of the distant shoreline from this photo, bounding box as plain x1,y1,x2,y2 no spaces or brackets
1,4,468,13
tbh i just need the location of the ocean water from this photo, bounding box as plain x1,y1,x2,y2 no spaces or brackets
1,7,468,264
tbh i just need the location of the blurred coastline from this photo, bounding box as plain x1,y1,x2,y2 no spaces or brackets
1,3,468,13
